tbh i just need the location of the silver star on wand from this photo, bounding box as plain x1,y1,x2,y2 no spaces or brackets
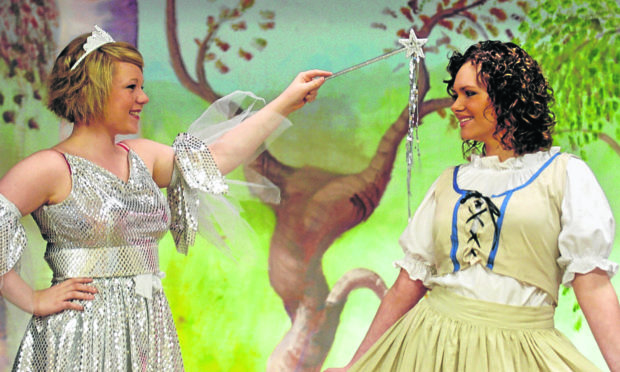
325,29,427,80
398,29,427,59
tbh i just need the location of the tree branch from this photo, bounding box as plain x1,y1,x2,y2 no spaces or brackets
598,133,620,156
326,268,388,306
420,97,453,117
418,0,488,37
556,129,620,157
195,28,221,101
166,0,219,103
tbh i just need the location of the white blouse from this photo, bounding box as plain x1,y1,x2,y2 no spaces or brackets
394,147,618,306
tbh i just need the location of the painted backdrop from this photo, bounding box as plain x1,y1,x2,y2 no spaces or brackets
0,0,618,371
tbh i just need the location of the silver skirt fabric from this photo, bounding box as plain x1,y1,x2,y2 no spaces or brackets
13,277,182,372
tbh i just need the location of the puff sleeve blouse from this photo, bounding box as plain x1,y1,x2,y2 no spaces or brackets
394,148,617,306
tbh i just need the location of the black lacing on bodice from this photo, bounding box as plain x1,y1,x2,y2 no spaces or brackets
460,190,501,251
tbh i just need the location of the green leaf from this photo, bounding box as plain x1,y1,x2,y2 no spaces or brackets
574,316,582,331
589,47,600,60
590,18,603,32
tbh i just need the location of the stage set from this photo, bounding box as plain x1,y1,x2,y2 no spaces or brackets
0,0,618,371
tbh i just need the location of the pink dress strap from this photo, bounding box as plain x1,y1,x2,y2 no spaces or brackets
51,149,72,175
117,142,130,152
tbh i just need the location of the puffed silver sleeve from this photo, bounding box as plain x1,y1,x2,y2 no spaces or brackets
0,193,27,287
167,91,289,257
167,133,228,255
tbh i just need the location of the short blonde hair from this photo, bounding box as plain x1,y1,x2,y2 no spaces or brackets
47,33,144,124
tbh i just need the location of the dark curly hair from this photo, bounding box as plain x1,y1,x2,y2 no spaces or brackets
445,41,555,157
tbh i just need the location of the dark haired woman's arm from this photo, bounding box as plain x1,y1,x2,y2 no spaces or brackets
324,269,427,372
573,269,620,372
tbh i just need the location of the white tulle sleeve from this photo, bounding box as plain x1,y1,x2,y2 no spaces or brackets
557,157,618,287
0,193,27,289
393,178,439,285
167,91,291,256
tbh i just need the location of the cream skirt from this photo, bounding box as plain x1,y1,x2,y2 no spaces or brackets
349,287,600,372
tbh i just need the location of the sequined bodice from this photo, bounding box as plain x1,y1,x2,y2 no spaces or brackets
32,150,170,279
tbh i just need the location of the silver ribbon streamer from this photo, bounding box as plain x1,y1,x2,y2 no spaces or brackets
324,29,427,217
399,29,427,218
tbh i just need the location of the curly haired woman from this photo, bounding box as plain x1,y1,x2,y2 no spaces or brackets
325,41,619,372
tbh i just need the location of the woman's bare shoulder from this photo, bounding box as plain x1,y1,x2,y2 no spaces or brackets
0,149,71,214
120,138,175,187
121,138,173,160
3,149,69,180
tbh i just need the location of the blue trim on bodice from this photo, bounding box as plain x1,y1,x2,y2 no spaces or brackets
449,152,561,272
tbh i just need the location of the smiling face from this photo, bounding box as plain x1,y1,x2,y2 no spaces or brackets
450,61,500,152
102,62,149,135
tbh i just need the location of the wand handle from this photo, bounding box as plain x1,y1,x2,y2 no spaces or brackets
325,47,406,80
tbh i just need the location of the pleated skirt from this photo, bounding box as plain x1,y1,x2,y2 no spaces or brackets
349,287,601,372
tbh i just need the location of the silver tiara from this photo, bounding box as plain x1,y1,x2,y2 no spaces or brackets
70,25,115,71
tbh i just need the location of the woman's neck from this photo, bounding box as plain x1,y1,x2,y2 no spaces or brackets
56,122,119,158
484,143,516,162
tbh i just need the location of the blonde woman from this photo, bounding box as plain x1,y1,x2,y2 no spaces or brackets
0,26,330,371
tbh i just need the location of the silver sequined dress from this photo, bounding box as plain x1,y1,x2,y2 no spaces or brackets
1,133,227,372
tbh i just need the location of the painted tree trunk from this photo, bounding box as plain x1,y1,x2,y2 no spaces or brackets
163,0,522,369
251,80,457,371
